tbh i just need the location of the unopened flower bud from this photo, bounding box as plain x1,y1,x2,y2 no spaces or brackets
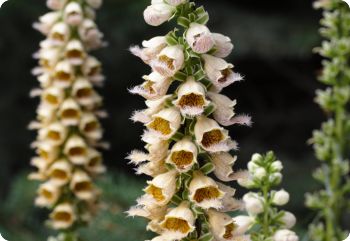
251,153,262,162
271,160,283,172
273,229,298,241
144,3,175,26
280,211,296,229
243,193,264,215
254,167,266,180
272,189,290,206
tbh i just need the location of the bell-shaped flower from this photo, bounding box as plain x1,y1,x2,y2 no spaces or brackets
47,0,68,10
130,36,167,64
144,170,178,205
151,45,184,77
194,116,237,152
41,86,64,108
48,159,72,186
207,209,240,241
186,23,214,54
85,148,105,174
212,33,234,58
64,2,83,26
36,141,59,164
189,171,225,209
82,56,104,85
38,47,60,70
53,60,74,88
174,77,210,116
65,39,86,66
64,135,88,165
70,170,95,200
49,22,70,46
79,112,103,141
166,137,197,172
59,98,81,126
208,92,251,127
159,202,195,240
72,77,98,108
130,72,172,100
144,2,175,26
202,54,243,90
211,152,244,182
78,19,104,50
33,11,61,35
35,181,61,207
146,107,181,140
232,216,254,236
49,202,76,230
29,157,49,181
39,122,68,146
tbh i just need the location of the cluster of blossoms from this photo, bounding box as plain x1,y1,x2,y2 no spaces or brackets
127,0,253,240
306,1,350,240
28,0,106,237
238,152,298,241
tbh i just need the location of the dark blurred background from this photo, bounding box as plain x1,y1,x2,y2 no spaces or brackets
0,0,323,240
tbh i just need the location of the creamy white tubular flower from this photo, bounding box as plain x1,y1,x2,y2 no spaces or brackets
49,22,70,46
35,181,61,207
64,135,88,165
37,73,53,88
210,152,241,182
79,112,103,141
174,77,210,116
59,98,81,126
202,54,243,90
242,192,264,215
144,170,178,205
131,95,171,124
53,60,74,88
280,212,296,229
130,72,172,100
207,209,237,241
146,107,181,140
159,201,195,240
166,137,198,172
72,77,98,108
36,142,59,164
186,23,214,54
78,19,104,50
48,159,72,186
130,36,167,64
82,56,104,85
46,0,67,11
212,33,234,58
216,182,242,213
65,39,86,66
194,116,237,153
208,92,252,127
165,0,187,6
37,103,56,125
86,0,103,9
189,171,225,209
151,45,184,77
273,229,299,241
144,3,175,26
29,157,49,181
85,148,105,174
41,86,64,108
232,216,254,236
39,122,68,146
33,11,61,36
49,202,77,230
272,189,290,206
38,47,61,70
70,170,95,201
64,2,84,26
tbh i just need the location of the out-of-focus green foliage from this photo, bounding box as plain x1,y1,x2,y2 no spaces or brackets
0,171,152,241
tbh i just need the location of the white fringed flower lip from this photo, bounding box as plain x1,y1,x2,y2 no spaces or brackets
174,77,210,116
166,137,198,172
146,107,182,140
159,201,195,240
186,23,214,54
194,116,237,152
202,54,243,90
151,45,185,77
189,171,225,209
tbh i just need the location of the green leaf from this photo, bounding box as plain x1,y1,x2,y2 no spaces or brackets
194,69,206,81
171,132,185,142
200,162,215,175
204,104,216,116
198,233,214,241
178,16,191,28
171,194,183,205
166,35,178,46
174,71,188,82
196,13,209,25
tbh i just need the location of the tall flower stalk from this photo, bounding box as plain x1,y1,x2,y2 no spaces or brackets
29,0,106,240
306,0,350,240
127,1,252,240
238,152,298,241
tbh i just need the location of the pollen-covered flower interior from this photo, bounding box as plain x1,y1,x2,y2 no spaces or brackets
29,0,106,233
128,1,252,240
